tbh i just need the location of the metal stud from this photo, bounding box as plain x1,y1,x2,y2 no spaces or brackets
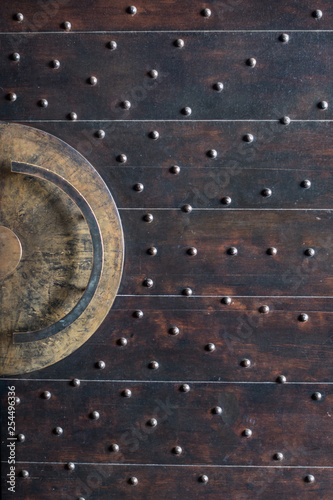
14,13,24,22
122,389,132,398
88,76,98,86
207,149,217,158
280,116,291,125
107,41,117,50
96,360,106,369
147,418,158,427
71,378,81,387
261,188,272,198
110,443,120,452
259,305,269,314
169,326,180,336
187,247,197,256
174,39,185,48
90,411,100,420
300,179,311,189
298,313,309,322
318,100,328,110
68,112,78,121
17,434,25,442
134,183,144,192
221,196,232,206
20,470,29,478
66,462,75,471
172,446,183,455
7,92,17,102
41,391,51,400
38,99,48,108
181,106,192,116
205,343,216,352
243,133,254,143
149,130,160,140
213,82,224,92
279,33,290,43
273,452,284,461
143,213,154,223
180,383,190,392
128,477,139,485
51,59,60,69
201,8,212,17
95,129,105,139
267,247,277,256
127,6,137,15
133,309,144,318
147,247,157,256
312,9,322,19
221,296,232,305
304,474,315,483
276,375,287,384
121,100,132,110
312,392,322,401
143,278,154,288
304,248,315,257
199,474,209,484
240,358,251,368
62,21,72,30
227,247,238,256
53,426,63,436
212,406,223,415
15,397,21,405
182,204,192,213
78,497,86,500
183,287,193,296
117,337,128,347
242,428,253,438
170,165,180,174
117,153,127,163
149,360,159,370
148,69,158,79
246,58,257,67
11,52,20,62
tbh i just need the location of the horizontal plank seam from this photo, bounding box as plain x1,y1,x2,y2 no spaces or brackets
3,379,333,384
5,461,333,468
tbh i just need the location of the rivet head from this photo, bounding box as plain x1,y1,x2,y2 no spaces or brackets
279,33,290,43
227,247,238,256
122,389,132,398
107,41,117,50
128,476,138,485
304,474,315,483
68,112,78,121
143,278,154,288
273,452,284,461
298,313,309,323
180,383,190,392
199,474,209,484
66,462,75,471
174,39,184,48
15,397,21,405
96,360,106,369
242,428,253,438
280,116,291,125
304,248,315,257
213,82,224,92
14,13,24,22
276,375,287,384
187,247,197,256
205,343,216,352
117,337,128,347
170,165,180,174
147,247,157,256
169,326,180,336
221,296,232,305
90,411,100,420
41,391,51,400
181,106,192,116
7,92,17,102
207,149,217,158
127,6,137,15
212,406,223,415
134,182,144,192
246,57,257,67
62,21,71,30
240,358,251,368
95,129,105,139
147,418,158,427
20,470,29,478
312,392,322,401
53,426,63,436
243,133,254,143
183,287,193,296
17,433,25,442
11,52,20,61
148,69,158,79
133,309,144,318
259,305,269,314
300,179,311,189
149,130,159,140
71,378,81,387
312,9,322,19
39,99,48,108
318,100,328,110
172,446,183,455
267,247,277,256
51,59,61,69
261,188,272,198
201,8,212,17
110,443,120,452
117,153,127,163
221,196,232,206
121,100,131,110
143,213,154,223
88,76,98,86
148,360,159,370
182,204,192,213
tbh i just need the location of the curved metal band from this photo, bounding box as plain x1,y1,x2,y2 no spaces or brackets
11,161,104,344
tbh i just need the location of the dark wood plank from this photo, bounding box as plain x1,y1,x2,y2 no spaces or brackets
1,32,333,120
